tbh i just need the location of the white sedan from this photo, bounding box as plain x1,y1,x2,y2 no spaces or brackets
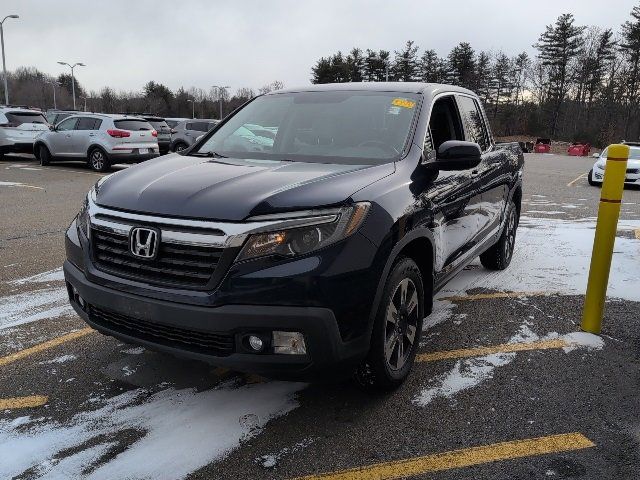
588,143,640,186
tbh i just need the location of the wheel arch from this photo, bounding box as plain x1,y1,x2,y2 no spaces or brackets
369,229,435,329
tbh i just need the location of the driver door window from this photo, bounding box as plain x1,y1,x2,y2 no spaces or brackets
56,118,78,131
424,96,464,159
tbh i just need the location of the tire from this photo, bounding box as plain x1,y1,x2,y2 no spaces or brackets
480,200,518,271
587,169,600,187
354,256,424,391
88,147,111,172
38,144,51,166
173,142,188,153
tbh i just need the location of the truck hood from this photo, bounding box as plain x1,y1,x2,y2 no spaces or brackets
96,153,394,221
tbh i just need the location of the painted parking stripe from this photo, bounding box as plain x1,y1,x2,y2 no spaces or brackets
439,291,553,302
567,172,588,186
0,395,48,409
416,338,568,363
293,433,594,480
635,228,640,240
0,328,93,367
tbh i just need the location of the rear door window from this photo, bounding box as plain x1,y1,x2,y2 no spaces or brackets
456,95,489,151
186,122,209,132
76,117,101,130
114,119,153,131
6,112,48,125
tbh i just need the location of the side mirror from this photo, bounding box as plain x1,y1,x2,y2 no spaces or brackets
49,125,56,131
436,140,482,170
196,135,204,143
592,152,600,158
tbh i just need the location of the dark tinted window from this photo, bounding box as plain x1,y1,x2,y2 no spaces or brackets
186,122,210,132
426,96,464,154
57,117,78,131
6,112,48,125
76,117,101,130
147,119,170,132
54,113,72,124
114,119,153,131
456,95,488,151
166,120,180,128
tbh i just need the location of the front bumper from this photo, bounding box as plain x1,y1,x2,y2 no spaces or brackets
64,260,369,378
593,166,640,184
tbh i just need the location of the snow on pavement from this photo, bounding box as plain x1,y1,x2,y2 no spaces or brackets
0,381,305,480
0,268,73,330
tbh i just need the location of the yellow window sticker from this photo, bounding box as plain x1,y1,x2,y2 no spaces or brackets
391,98,416,109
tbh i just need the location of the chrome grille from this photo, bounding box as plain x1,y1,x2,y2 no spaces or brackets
91,228,223,288
89,305,234,356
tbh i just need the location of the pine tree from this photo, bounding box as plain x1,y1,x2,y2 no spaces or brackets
391,40,420,82
534,13,585,135
447,42,476,89
619,4,640,137
346,48,364,82
419,49,446,83
474,52,492,101
311,57,333,84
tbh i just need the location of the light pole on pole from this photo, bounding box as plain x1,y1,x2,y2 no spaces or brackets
212,85,230,120
187,99,195,119
46,80,61,109
57,61,85,110
0,14,19,105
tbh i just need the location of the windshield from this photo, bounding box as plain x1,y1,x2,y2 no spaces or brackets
194,91,420,164
600,147,640,160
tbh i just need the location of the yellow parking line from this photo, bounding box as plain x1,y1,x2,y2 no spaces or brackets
416,338,568,362
0,328,94,367
439,291,552,302
293,433,594,480
0,395,48,409
567,172,588,187
635,229,640,240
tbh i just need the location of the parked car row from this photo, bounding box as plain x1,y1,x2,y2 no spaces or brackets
0,104,221,171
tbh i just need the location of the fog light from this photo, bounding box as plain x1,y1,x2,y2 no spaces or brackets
248,335,264,352
272,331,306,355
77,295,86,309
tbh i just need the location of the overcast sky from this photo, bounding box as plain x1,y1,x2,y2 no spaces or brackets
2,0,637,94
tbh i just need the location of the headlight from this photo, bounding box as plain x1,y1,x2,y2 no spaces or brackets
77,194,89,238
236,202,370,262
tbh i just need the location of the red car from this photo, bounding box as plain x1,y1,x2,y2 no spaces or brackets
567,142,591,156
534,138,551,153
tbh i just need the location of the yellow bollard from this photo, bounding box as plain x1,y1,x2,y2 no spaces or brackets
581,143,630,333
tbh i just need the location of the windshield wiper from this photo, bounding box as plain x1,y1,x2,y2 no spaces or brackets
188,151,228,158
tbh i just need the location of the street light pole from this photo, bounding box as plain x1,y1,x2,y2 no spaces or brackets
47,81,60,109
57,61,85,110
212,85,230,120
0,15,19,105
187,99,194,119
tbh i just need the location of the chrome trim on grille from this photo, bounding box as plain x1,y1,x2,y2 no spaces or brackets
87,194,340,248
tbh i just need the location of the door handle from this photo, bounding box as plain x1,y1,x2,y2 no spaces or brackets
89,133,96,137
471,170,480,177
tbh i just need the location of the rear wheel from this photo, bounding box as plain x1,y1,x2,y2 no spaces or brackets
38,145,52,166
480,200,518,271
173,142,188,153
88,148,110,172
354,256,424,391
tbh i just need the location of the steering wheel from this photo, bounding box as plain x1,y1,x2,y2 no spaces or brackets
357,140,400,155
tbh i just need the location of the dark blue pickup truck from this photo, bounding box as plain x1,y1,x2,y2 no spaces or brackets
64,82,524,390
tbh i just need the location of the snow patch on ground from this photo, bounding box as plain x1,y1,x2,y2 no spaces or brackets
255,437,316,469
0,381,304,480
121,347,145,355
0,268,72,331
440,217,640,302
39,354,76,365
414,323,606,407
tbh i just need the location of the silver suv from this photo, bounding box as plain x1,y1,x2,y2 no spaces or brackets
0,107,49,158
34,114,160,171
170,119,218,152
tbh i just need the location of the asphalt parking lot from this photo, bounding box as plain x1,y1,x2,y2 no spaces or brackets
1,153,639,479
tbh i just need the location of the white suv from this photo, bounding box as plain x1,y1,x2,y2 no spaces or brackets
34,113,160,171
0,107,50,158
